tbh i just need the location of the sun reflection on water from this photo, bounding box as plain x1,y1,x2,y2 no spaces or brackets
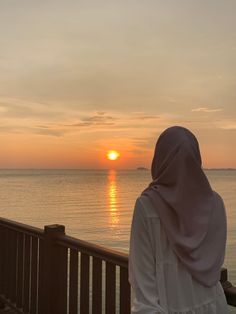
108,169,120,228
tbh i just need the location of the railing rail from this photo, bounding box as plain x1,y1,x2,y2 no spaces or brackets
0,217,235,314
57,234,128,267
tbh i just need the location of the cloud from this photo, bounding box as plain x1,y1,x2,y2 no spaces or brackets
0,98,63,120
203,118,236,131
82,114,117,123
0,123,65,137
64,111,171,133
33,126,64,137
65,112,118,128
131,113,161,120
218,121,236,130
71,121,115,127
0,126,23,134
191,107,222,113
131,136,156,149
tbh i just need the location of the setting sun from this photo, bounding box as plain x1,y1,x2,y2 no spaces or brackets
107,150,120,161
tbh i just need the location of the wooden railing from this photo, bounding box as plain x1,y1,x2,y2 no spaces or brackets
0,217,235,314
0,218,130,314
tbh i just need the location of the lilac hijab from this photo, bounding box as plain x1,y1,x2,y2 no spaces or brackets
143,126,227,287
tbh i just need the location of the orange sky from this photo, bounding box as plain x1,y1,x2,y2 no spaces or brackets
0,1,235,169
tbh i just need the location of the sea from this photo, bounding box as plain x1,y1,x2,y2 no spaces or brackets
0,169,235,313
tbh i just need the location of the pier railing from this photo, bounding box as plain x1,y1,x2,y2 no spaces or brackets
0,217,235,314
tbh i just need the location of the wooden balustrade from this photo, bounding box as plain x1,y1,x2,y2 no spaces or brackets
0,217,235,314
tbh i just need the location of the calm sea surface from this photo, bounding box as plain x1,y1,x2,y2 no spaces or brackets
0,169,235,311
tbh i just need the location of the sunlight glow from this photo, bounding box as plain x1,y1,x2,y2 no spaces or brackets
107,150,120,161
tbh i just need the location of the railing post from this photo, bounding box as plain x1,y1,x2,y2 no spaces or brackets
38,224,66,314
221,268,236,307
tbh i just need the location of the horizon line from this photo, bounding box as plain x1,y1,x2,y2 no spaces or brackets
0,167,235,171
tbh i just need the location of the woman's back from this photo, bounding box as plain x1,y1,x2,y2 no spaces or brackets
129,194,228,313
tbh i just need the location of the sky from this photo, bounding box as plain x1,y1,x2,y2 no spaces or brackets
0,0,235,169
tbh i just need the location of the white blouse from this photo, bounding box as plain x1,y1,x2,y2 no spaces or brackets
129,195,228,314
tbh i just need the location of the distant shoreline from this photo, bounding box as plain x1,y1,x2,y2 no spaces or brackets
204,168,236,171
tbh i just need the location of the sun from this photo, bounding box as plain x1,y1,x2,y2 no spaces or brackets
107,150,120,161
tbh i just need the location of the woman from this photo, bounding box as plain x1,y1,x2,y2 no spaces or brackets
129,126,228,313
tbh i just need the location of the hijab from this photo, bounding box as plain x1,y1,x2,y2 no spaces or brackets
142,126,227,287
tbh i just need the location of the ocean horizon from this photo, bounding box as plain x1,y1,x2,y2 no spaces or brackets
1,168,236,170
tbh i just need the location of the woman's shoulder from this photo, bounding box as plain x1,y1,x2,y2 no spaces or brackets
135,195,160,219
212,190,224,203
